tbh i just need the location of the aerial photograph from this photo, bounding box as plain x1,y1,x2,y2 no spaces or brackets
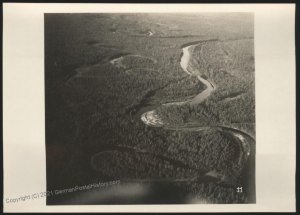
45,13,255,204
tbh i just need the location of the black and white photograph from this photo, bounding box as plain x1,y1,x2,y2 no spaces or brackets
3,3,296,212
45,13,255,204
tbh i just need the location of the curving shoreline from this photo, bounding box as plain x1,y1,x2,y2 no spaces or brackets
141,42,216,125
140,41,255,195
105,40,255,201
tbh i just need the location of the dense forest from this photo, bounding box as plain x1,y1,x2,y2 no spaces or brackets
45,13,255,204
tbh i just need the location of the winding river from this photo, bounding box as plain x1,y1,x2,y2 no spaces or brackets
140,41,255,201
141,43,216,125
105,40,255,202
